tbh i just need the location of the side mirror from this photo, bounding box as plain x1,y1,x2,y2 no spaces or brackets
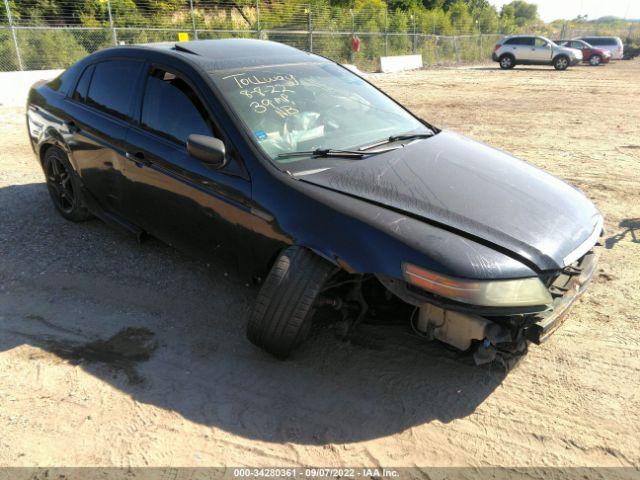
187,134,226,168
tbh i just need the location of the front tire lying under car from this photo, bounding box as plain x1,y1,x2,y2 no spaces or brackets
247,246,337,358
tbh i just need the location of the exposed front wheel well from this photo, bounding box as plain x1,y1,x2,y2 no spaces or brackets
38,142,54,166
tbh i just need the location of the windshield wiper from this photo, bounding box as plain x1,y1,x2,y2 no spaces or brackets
277,147,397,160
358,132,435,151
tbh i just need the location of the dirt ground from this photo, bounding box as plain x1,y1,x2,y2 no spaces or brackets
1,60,639,469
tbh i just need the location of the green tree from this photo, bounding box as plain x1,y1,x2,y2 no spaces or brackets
500,0,538,28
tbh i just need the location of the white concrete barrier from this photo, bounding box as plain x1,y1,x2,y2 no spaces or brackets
0,69,63,107
378,54,423,73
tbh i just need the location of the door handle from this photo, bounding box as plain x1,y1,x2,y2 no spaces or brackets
125,151,149,168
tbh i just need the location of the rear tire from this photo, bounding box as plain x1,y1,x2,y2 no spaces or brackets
42,146,92,222
553,55,569,70
247,246,337,358
499,54,515,69
589,54,602,66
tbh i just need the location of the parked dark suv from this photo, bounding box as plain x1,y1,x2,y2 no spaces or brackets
27,40,602,366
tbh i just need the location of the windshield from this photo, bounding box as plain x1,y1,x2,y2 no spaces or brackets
209,62,430,167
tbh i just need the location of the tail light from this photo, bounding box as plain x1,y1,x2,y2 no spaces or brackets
494,44,501,51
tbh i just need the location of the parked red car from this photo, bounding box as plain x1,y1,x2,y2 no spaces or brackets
556,39,611,66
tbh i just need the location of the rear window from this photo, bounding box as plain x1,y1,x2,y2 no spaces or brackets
86,60,143,121
583,37,618,46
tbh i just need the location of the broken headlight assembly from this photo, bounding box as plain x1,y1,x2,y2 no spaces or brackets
402,262,553,308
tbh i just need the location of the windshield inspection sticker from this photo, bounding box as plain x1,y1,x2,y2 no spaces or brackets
255,130,268,141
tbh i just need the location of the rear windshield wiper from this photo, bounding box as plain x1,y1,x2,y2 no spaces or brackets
358,132,435,151
277,147,397,160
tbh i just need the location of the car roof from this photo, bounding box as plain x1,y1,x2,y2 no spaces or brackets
125,38,326,71
576,36,621,40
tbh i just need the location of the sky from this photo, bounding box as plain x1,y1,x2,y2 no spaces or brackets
488,0,640,22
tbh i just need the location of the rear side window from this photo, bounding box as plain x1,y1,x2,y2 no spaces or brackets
86,60,142,120
584,37,617,46
72,64,95,103
140,69,213,145
48,62,82,95
505,37,534,46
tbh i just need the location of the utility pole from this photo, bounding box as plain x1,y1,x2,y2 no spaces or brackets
4,0,23,69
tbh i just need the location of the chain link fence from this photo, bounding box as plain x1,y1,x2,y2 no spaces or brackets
0,25,504,72
1,0,639,72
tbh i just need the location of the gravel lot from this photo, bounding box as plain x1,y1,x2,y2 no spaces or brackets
0,60,639,469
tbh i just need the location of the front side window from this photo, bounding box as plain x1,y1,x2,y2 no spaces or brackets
534,38,548,47
141,69,213,145
86,60,142,120
209,62,429,167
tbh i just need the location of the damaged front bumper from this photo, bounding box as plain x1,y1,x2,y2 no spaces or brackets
379,245,600,364
523,248,599,344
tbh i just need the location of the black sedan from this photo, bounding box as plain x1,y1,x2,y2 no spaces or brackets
26,39,603,366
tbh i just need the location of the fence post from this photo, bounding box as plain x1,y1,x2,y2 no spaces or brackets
383,7,388,57
189,0,198,40
256,0,261,39
454,36,460,63
349,9,354,64
3,0,23,70
412,14,417,54
434,35,439,64
106,0,117,45
307,4,313,53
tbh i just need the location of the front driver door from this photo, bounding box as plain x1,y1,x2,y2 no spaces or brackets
122,65,252,263
531,38,552,62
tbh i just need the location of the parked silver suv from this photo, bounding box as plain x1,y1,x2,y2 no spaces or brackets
493,35,582,70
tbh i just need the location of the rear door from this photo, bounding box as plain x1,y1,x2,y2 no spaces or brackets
509,37,535,61
64,59,144,214
122,65,252,260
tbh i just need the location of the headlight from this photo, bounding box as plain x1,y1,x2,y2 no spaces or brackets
402,263,553,307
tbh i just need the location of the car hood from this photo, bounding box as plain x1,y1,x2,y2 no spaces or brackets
300,131,602,271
